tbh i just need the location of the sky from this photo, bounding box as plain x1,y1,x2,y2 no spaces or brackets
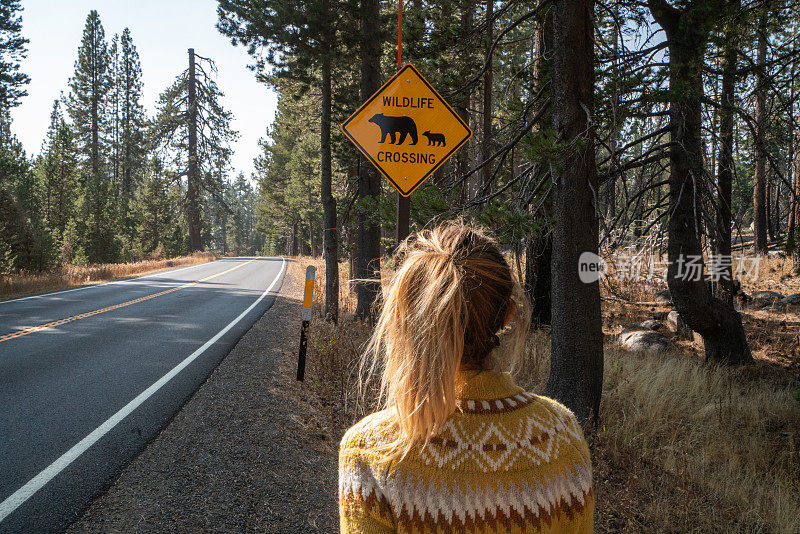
9,0,278,181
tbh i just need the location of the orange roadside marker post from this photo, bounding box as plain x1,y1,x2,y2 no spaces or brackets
297,265,315,381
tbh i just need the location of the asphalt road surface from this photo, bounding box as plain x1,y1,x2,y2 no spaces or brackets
0,257,286,533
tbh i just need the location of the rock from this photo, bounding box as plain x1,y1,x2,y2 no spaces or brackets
779,293,800,305
618,326,672,352
654,289,672,305
751,290,784,307
666,310,693,340
666,310,682,332
640,319,662,330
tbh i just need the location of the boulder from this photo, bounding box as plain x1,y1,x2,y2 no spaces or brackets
640,319,662,330
751,290,784,307
618,326,672,352
654,289,672,305
666,310,693,340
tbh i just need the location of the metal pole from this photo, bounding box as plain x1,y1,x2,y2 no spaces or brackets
394,0,410,247
297,320,309,381
396,194,410,245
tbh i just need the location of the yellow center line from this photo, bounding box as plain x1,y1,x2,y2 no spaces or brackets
0,258,258,344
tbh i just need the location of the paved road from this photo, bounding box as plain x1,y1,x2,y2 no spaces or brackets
0,257,286,533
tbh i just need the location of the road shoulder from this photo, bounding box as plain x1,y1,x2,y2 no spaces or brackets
68,260,339,533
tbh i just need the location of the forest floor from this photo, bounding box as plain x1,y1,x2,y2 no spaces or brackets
296,253,800,534
0,252,217,301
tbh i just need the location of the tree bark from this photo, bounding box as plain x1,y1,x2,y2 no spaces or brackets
605,14,619,240
545,0,603,426
481,0,494,202
649,0,752,364
355,0,382,321
753,18,768,253
792,103,800,263
187,48,201,251
526,232,552,324
455,0,475,203
526,0,553,326
716,23,737,305
321,50,339,322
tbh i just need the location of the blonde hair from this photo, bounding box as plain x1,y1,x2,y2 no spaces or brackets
362,220,530,461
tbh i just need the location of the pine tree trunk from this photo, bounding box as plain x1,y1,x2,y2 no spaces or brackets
716,25,737,305
793,104,800,263
773,171,781,237
545,0,603,426
605,16,619,240
481,0,494,202
355,0,382,321
455,0,474,204
753,20,768,253
526,0,553,326
187,48,201,252
649,0,752,365
321,53,339,322
526,233,552,324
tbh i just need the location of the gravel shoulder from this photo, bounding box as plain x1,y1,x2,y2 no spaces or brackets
68,260,339,533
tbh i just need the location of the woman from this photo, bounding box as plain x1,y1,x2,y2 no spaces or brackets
339,222,594,533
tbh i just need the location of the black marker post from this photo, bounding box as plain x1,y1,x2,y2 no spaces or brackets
297,265,315,381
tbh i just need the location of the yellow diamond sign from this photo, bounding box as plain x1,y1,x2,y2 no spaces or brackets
341,64,473,197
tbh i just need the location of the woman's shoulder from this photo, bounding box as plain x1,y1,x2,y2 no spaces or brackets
340,410,394,456
524,393,591,461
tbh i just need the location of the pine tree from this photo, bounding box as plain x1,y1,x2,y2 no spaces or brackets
226,172,258,255
112,28,146,197
35,101,78,243
134,157,179,257
217,0,356,321
67,10,111,181
0,0,29,146
66,10,118,263
152,49,238,251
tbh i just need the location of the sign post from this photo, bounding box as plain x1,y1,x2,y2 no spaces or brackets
341,63,473,242
297,265,315,381
395,0,409,245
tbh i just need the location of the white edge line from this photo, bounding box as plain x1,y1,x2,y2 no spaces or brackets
0,258,231,305
0,257,286,522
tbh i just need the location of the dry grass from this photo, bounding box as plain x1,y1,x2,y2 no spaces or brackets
595,348,800,532
0,252,217,301
291,255,800,533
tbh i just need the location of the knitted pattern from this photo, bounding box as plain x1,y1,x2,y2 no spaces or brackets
339,371,594,533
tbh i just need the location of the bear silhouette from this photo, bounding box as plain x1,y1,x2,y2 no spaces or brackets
368,113,418,145
422,131,446,147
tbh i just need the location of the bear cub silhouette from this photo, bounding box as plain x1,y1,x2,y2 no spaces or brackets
369,113,418,145
422,131,446,147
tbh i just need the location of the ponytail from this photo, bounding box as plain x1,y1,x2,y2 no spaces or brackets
361,221,529,462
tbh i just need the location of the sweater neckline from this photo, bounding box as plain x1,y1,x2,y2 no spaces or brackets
455,370,523,400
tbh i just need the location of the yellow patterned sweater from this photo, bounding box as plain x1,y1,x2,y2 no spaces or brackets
339,370,594,533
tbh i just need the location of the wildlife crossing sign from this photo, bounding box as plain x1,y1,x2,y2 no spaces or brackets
341,64,473,197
